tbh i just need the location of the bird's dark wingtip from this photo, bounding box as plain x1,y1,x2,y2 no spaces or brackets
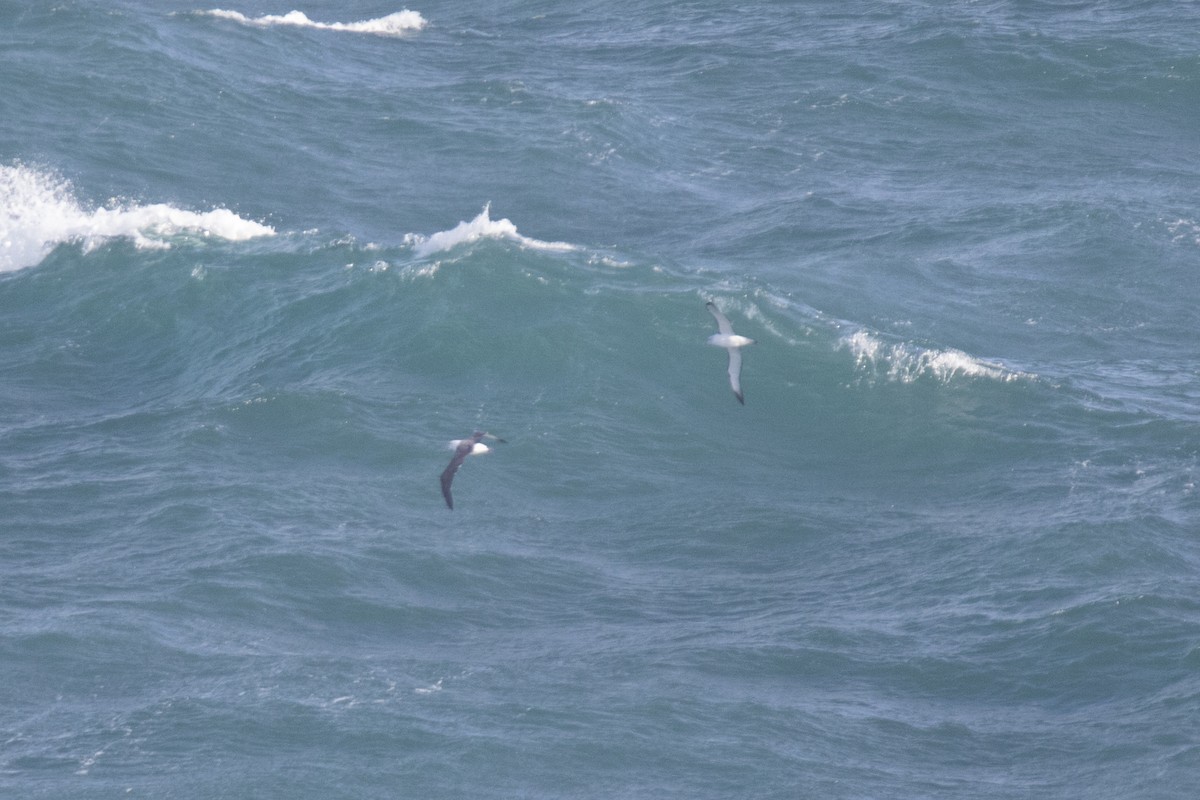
440,471,455,509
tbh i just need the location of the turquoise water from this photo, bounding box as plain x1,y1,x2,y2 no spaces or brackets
2,2,1199,797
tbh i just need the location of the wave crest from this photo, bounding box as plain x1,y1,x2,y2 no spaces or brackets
0,164,274,272
203,9,427,37
405,205,576,258
840,329,1029,384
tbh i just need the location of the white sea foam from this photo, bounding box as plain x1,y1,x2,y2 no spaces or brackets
0,164,275,272
840,329,1028,384
203,9,427,37
406,204,576,258
1167,218,1200,246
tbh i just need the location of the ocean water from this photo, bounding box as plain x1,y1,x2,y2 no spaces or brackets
2,1,1199,797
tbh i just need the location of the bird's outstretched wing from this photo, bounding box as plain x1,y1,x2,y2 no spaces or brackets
706,301,734,336
440,441,472,510
727,348,745,404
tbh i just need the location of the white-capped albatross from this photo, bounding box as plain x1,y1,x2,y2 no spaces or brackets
440,431,505,510
706,301,755,404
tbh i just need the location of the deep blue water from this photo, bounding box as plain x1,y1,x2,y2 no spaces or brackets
2,2,1199,798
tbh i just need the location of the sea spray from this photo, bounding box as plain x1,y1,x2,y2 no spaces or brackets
0,164,274,272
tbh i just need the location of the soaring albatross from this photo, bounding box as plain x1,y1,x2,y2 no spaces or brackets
440,431,505,509
706,301,756,404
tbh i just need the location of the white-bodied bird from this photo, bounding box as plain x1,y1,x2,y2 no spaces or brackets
706,301,755,404
440,430,505,510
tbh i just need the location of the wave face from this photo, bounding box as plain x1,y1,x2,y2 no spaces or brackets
2,2,1199,799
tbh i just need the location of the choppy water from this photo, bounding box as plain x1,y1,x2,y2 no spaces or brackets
2,2,1199,798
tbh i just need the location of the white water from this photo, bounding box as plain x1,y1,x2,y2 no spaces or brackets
0,164,275,272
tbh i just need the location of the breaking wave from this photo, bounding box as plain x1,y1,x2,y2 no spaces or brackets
0,164,274,272
840,328,1030,384
405,204,576,259
201,9,427,37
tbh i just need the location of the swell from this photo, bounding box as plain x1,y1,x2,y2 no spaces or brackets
4,197,1193,538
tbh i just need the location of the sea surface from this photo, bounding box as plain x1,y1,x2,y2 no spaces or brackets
2,2,1199,798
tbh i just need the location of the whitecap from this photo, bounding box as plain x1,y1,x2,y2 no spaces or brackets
840,328,1029,384
203,8,427,37
407,204,575,258
1167,218,1200,246
0,164,275,272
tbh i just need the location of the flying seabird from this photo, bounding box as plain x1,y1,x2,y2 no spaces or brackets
706,301,756,404
440,430,505,510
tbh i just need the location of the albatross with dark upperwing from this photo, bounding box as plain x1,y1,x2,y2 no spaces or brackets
706,301,756,404
440,430,505,510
